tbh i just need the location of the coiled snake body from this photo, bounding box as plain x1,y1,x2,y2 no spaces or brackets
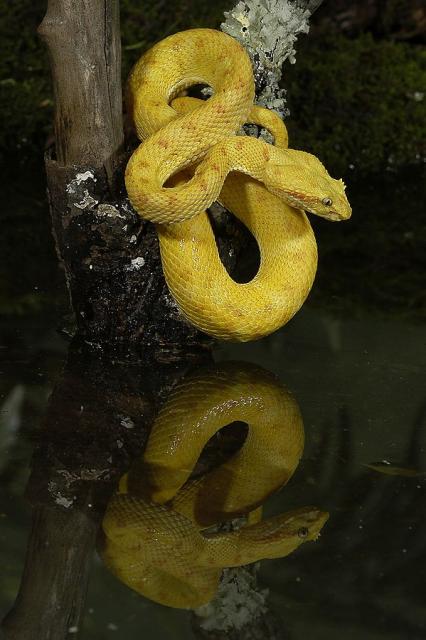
101,363,328,608
125,29,351,341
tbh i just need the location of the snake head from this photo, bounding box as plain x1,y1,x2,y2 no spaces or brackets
265,151,352,222
279,506,329,542
253,506,329,561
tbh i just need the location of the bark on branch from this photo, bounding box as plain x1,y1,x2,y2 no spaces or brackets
38,0,123,179
37,1,213,351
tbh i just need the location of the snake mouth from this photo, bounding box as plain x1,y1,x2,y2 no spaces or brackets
305,208,350,222
327,211,348,222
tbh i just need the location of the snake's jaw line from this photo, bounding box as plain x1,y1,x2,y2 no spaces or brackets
124,28,352,340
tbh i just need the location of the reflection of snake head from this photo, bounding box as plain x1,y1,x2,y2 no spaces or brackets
101,362,329,608
265,151,352,222
271,506,329,545
229,507,328,563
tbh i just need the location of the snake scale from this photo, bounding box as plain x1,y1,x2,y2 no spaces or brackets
101,363,328,608
125,28,351,341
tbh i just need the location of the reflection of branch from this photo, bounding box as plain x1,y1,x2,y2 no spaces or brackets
0,385,25,475
2,506,98,640
192,565,288,640
1,339,212,640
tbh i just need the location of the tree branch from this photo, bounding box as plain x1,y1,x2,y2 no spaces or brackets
36,1,213,348
38,0,123,180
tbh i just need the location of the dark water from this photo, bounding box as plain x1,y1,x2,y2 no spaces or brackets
0,161,425,639
0,304,425,639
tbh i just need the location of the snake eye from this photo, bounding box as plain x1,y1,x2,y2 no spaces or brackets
298,527,309,538
322,197,333,206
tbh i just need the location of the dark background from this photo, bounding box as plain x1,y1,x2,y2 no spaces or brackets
0,0,425,325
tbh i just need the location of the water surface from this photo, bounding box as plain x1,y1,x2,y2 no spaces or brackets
1,306,424,639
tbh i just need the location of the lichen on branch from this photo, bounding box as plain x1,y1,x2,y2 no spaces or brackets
221,0,318,117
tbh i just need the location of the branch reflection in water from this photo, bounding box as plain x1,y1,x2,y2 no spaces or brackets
1,342,328,640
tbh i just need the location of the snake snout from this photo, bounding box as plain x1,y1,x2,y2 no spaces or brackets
291,507,329,541
328,209,351,222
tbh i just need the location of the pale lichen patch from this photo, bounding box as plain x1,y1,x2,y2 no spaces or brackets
96,203,126,219
221,0,313,118
126,256,146,271
75,170,97,185
119,416,135,429
195,565,269,631
66,170,97,195
74,189,98,210
66,170,100,210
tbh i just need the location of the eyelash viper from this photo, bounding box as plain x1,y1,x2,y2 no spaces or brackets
101,362,328,608
125,28,351,341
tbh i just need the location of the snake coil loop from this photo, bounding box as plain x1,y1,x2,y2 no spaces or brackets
125,29,351,341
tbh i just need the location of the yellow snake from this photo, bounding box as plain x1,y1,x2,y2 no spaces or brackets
101,362,329,608
125,28,352,341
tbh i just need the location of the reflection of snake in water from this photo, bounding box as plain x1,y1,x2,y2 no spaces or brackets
125,28,352,341
101,363,328,608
